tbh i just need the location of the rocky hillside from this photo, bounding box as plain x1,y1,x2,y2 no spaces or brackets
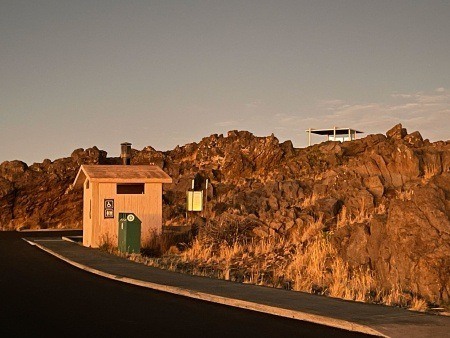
1,124,449,307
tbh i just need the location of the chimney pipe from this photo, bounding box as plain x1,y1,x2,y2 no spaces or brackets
120,142,132,165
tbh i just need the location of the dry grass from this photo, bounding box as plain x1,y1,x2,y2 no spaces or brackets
383,285,410,307
336,204,348,229
301,194,317,208
396,189,414,201
141,229,191,257
143,220,393,305
98,233,118,254
336,198,373,229
423,163,441,181
167,217,434,310
108,216,432,312
374,202,387,215
409,297,428,312
300,214,324,242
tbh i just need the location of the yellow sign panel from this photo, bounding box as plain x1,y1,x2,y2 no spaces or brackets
187,191,203,211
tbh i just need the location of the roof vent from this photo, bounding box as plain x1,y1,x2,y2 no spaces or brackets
120,142,132,165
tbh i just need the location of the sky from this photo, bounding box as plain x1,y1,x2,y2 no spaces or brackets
1,1,449,164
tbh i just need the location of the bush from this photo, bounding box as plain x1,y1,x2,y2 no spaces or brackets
141,230,192,257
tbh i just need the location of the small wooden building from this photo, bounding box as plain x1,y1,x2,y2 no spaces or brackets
73,165,172,248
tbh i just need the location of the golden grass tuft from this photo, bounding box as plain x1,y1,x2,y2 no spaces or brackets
301,194,317,208
374,202,387,215
336,198,373,229
165,216,432,309
423,163,441,181
396,189,414,201
409,297,428,312
111,215,434,312
98,233,117,254
300,214,324,243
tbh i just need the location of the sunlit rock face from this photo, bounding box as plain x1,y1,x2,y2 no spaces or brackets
1,124,449,305
0,147,107,230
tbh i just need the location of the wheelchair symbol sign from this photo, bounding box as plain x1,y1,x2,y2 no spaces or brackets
104,199,114,218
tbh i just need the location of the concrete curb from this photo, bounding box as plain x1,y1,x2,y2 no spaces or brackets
26,239,387,337
61,236,82,244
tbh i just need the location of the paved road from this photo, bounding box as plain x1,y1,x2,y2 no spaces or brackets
0,231,371,337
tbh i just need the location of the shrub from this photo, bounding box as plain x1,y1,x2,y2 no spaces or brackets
141,230,192,258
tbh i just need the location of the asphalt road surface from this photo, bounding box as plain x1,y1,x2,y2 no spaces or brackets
0,231,372,337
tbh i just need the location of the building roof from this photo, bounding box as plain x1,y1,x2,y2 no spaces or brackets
73,165,172,189
305,127,363,136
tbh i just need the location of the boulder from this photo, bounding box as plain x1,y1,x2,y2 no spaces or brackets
313,197,342,220
386,123,407,140
333,223,371,267
363,176,384,199
404,131,424,148
388,143,420,186
380,186,450,304
0,160,28,181
0,178,14,228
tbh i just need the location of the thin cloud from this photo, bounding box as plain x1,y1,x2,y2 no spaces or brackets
317,89,450,141
271,89,449,147
391,93,413,99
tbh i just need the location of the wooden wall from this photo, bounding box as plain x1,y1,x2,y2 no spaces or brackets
82,179,93,247
86,182,163,248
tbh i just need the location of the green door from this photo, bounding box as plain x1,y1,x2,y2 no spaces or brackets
118,213,141,254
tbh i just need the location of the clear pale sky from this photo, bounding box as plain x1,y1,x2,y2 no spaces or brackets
1,1,449,164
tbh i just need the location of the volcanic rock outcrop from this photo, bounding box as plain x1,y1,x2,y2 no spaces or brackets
1,124,449,306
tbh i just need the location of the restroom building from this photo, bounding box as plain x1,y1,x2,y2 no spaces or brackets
73,164,172,248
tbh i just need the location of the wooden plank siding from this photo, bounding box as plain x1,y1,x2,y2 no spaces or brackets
91,181,100,247
82,179,93,247
93,182,163,248
74,165,172,248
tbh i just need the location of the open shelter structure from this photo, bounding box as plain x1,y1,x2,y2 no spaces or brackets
306,127,363,146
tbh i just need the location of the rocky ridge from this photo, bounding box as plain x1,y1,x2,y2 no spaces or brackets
1,124,449,307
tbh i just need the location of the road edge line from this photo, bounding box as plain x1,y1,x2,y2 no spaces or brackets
22,238,36,246
61,236,81,244
27,240,387,338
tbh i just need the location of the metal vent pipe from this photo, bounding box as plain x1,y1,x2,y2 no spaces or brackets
120,142,132,165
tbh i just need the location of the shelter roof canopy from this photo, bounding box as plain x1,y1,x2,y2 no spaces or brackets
305,128,363,136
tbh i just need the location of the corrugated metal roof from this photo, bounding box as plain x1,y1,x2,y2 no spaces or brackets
73,165,172,189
